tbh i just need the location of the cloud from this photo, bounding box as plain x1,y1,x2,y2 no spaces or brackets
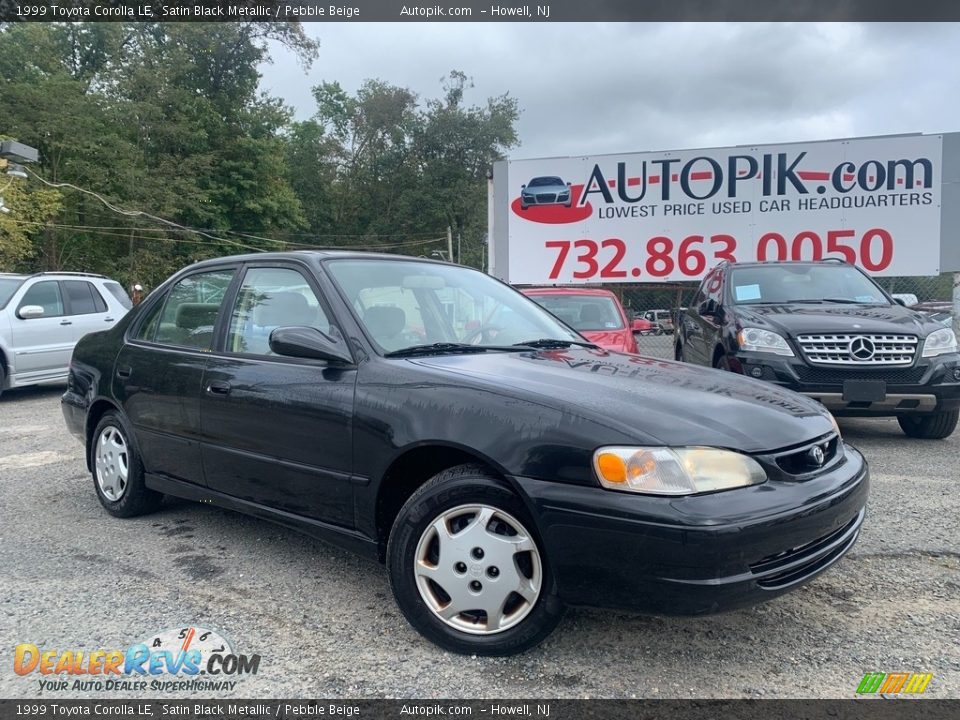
260,22,960,158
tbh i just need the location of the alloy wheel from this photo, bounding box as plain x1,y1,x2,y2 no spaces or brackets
95,425,130,502
413,504,542,635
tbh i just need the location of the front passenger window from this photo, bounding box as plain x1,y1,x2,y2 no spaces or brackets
153,270,235,350
18,281,64,318
226,267,331,356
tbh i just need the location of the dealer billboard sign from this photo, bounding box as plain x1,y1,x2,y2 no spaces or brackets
489,133,948,285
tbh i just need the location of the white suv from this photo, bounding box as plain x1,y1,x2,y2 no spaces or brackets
0,272,132,396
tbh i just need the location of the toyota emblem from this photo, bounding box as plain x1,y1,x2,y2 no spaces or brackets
848,336,876,361
808,446,825,467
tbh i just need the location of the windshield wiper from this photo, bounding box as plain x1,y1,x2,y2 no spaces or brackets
785,298,867,305
514,338,600,349
384,343,528,358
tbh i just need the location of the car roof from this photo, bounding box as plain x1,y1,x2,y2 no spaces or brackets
520,287,618,298
722,260,852,269
184,250,454,271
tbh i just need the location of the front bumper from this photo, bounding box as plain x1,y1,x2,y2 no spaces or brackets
730,351,960,416
514,443,868,615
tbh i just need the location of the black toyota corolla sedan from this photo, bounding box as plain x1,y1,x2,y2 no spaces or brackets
62,252,868,655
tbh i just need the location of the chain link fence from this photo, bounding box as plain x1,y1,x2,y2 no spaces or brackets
604,273,956,361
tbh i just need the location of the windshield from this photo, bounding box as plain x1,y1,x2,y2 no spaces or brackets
528,177,563,187
730,265,890,305
0,277,26,309
527,294,625,331
325,259,581,353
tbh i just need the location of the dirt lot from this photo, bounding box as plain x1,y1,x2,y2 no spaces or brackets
1,368,958,699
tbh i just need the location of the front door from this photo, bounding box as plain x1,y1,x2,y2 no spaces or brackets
10,280,74,380
200,265,357,528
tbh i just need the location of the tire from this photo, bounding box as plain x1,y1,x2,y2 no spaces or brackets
0,362,5,400
90,411,163,517
386,465,564,655
897,410,959,439
675,343,685,362
714,351,733,371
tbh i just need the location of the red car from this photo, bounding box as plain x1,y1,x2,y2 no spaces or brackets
521,287,639,353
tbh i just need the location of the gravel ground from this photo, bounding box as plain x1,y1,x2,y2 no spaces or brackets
1,363,958,699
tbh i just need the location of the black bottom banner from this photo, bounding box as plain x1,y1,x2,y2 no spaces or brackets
0,700,957,720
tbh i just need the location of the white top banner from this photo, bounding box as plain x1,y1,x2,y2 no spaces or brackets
494,134,943,284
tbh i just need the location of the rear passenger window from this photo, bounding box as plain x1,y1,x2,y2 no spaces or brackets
226,267,331,356
103,281,133,310
63,281,107,315
154,270,235,350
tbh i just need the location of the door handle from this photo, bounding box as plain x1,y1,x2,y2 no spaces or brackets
116,365,132,379
105,317,115,323
206,381,231,396
60,320,72,326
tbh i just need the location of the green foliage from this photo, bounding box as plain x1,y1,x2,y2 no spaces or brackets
0,23,517,285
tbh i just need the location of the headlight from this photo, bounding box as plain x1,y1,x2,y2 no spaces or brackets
593,446,767,495
737,327,794,356
922,327,958,357
829,412,842,439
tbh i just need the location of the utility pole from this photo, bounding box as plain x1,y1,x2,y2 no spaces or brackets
447,226,454,264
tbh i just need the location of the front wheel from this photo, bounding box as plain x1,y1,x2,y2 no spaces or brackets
897,410,959,439
387,465,564,655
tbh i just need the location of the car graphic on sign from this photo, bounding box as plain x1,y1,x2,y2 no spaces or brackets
519,176,572,209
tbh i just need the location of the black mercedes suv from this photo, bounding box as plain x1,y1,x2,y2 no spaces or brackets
676,260,960,439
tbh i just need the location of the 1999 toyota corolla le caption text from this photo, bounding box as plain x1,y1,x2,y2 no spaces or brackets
62,252,868,655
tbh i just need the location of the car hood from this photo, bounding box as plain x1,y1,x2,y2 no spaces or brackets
736,303,938,336
409,349,834,453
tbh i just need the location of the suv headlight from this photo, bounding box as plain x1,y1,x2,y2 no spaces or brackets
737,327,794,356
922,327,958,358
593,446,767,495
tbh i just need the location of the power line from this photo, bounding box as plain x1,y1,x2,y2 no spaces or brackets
25,171,448,249
26,169,266,253
6,218,447,252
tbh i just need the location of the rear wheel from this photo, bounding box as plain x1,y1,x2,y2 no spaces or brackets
387,465,564,655
897,410,959,439
91,411,163,517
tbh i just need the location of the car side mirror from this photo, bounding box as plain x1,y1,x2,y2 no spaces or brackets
699,299,720,317
17,305,45,319
269,326,353,364
894,298,906,306
521,184,526,189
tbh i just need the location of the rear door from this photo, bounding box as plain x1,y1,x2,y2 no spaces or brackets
10,280,73,379
113,267,237,486
200,263,357,527
61,280,116,339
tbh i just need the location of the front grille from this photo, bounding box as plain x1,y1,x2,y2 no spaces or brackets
797,333,918,366
794,365,927,385
535,193,557,203
774,433,841,475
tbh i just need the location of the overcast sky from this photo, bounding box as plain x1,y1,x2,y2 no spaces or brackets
259,23,960,159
